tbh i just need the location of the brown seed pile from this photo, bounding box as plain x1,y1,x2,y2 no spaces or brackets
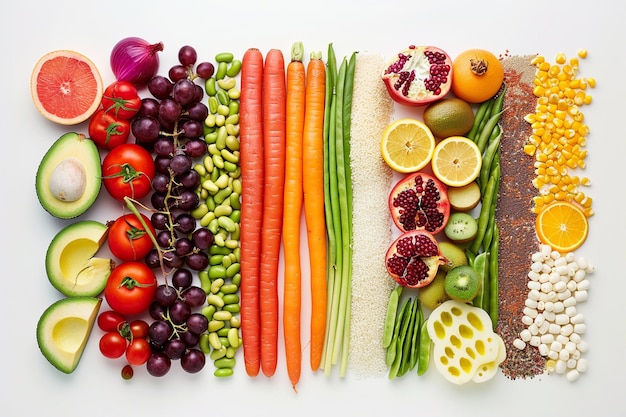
495,55,546,379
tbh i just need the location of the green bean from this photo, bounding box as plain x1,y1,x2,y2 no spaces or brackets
397,297,418,377
469,173,497,254
475,110,504,154
479,131,501,194
482,161,501,251
386,297,410,368
467,99,491,141
382,285,402,348
471,251,488,310
416,319,431,376
475,99,494,140
409,300,423,371
489,84,507,119
489,225,500,329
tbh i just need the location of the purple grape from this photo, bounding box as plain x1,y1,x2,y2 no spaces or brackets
159,98,182,123
178,45,198,67
169,154,192,175
149,301,167,321
193,84,204,103
154,155,172,174
155,284,178,307
149,320,173,345
183,286,207,308
177,169,201,190
182,120,203,139
186,102,209,121
172,79,197,107
180,330,200,348
163,251,185,269
172,268,193,289
164,339,186,360
175,190,199,211
181,138,207,158
151,192,167,210
148,75,173,100
169,300,191,324
151,212,169,230
169,64,188,82
144,249,161,269
138,98,160,117
151,172,171,194
156,230,174,248
174,213,196,234
147,352,171,377
191,228,214,250
153,137,175,157
131,115,160,143
186,313,209,335
186,251,209,271
181,349,206,374
196,62,215,79
174,237,193,256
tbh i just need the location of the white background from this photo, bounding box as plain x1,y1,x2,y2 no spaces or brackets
1,1,624,416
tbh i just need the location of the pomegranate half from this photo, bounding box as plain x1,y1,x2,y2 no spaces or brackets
389,172,450,235
381,45,453,106
385,230,446,288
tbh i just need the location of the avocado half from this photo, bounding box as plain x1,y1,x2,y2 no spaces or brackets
35,132,102,219
46,220,113,297
36,297,102,374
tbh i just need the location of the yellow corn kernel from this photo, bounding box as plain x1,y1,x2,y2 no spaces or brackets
581,196,593,208
554,191,567,201
577,49,588,59
573,192,585,203
586,77,596,88
583,95,592,105
555,52,566,64
524,114,536,123
538,61,551,71
580,177,591,186
524,144,537,156
583,207,594,217
534,85,546,97
531,55,545,66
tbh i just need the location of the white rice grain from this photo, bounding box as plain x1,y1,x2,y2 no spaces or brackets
347,52,396,378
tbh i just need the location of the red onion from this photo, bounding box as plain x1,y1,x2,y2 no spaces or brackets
110,37,164,87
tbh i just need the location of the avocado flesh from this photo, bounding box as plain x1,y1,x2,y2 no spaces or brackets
46,220,112,297
36,297,102,374
36,132,102,219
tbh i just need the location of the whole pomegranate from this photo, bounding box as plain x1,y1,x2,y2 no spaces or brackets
389,172,450,235
385,230,446,288
381,45,453,106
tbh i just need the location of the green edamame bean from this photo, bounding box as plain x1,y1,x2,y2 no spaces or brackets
199,271,212,294
218,216,236,233
213,311,232,321
214,173,229,189
208,96,219,114
231,272,241,287
205,113,216,128
221,255,232,269
213,186,232,204
226,59,242,77
214,114,226,127
212,154,225,170
214,368,234,377
193,163,207,177
210,346,227,360
217,89,230,106
203,155,214,172
225,135,240,152
228,100,239,115
217,104,230,116
227,327,240,349
217,77,236,90
208,332,222,350
210,278,225,294
207,294,224,308
226,263,240,279
205,195,216,211
202,305,216,321
210,255,225,266
214,205,233,219
224,114,239,126
215,52,234,63
191,203,209,219
228,87,241,100
221,149,239,164
222,293,239,305
209,245,230,255
214,357,236,369
209,265,227,280
223,161,238,173
199,334,212,354
229,316,241,328
205,77,217,96
220,283,239,294
204,130,218,144
223,303,240,314
216,61,228,80
209,320,225,332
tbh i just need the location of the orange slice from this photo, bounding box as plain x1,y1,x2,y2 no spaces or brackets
536,201,589,252
431,136,482,187
30,50,103,125
381,118,436,173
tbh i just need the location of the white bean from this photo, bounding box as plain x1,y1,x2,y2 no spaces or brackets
513,338,526,350
566,369,580,382
574,290,588,302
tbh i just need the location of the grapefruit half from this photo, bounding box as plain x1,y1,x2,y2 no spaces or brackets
30,50,103,125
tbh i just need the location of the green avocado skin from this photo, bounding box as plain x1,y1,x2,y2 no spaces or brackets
35,132,102,219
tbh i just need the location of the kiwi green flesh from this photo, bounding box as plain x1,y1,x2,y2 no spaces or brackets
444,265,480,302
444,212,478,243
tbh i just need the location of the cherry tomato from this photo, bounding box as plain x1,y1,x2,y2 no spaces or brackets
107,213,156,262
99,332,128,359
101,81,142,120
129,319,150,340
88,108,131,150
125,338,152,366
104,261,157,316
102,143,155,201
97,310,127,332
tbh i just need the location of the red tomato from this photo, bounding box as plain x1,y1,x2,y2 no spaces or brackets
104,261,157,316
129,319,150,340
125,338,152,366
99,332,128,359
101,81,142,120
97,310,127,332
88,108,131,150
108,213,156,261
102,143,155,201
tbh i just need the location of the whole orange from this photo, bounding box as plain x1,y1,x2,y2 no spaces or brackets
451,49,504,103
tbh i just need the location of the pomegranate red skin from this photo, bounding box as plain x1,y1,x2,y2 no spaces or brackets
385,230,445,288
389,172,450,235
381,45,453,107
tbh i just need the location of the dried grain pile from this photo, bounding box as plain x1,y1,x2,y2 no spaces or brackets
496,55,545,379
347,53,396,377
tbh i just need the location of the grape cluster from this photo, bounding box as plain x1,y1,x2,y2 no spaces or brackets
146,269,209,376
133,45,217,376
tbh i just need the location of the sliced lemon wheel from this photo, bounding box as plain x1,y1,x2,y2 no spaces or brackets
381,118,436,173
536,201,589,253
431,136,482,187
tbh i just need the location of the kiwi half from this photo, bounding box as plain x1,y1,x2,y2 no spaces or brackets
444,265,480,302
444,212,478,243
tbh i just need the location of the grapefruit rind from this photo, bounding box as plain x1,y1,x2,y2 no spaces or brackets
30,50,103,125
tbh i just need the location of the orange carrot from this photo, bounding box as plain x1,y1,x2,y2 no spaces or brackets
238,47,264,377
302,51,327,372
282,41,306,389
259,48,286,377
